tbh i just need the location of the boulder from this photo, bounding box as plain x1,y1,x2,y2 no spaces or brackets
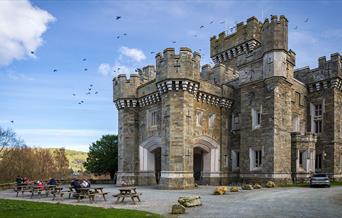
230,186,239,192
213,186,228,195
171,204,185,214
253,183,262,189
178,196,202,207
241,184,253,190
265,181,276,188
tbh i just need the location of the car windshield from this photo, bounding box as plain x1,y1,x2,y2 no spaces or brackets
313,174,327,177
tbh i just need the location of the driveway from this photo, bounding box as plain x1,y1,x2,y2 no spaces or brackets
0,185,341,217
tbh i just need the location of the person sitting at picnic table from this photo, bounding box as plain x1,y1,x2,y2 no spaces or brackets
23,176,30,185
80,179,91,188
70,179,81,192
36,180,44,190
15,176,23,185
47,178,57,186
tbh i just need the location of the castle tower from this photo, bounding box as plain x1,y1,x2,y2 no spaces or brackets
156,48,201,189
113,74,141,185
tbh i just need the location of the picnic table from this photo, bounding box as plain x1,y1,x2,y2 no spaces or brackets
113,187,141,204
14,184,32,197
51,187,64,201
67,187,108,203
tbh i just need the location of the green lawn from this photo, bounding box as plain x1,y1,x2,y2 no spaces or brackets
0,199,162,218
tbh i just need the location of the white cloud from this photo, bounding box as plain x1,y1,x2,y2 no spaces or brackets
7,71,34,81
119,46,146,62
0,0,55,66
98,63,111,76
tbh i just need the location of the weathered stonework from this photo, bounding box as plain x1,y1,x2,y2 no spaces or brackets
113,15,342,189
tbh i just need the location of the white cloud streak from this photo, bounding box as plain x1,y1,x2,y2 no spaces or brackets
0,0,55,66
119,46,146,62
97,63,111,76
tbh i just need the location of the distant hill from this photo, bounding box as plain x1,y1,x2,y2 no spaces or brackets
46,148,88,172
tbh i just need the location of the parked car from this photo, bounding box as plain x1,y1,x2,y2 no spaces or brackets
310,174,331,187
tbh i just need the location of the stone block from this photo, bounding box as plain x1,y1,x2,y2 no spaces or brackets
242,184,253,190
171,204,186,214
178,196,202,207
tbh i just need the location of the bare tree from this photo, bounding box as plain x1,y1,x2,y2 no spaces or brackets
0,127,23,158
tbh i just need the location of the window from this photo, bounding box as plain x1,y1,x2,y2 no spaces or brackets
255,150,262,167
249,148,263,170
314,104,322,133
232,150,240,169
299,151,304,167
232,113,240,130
252,108,261,129
295,92,300,106
150,110,159,127
316,154,322,170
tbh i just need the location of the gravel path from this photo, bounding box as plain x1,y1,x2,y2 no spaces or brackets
0,185,341,217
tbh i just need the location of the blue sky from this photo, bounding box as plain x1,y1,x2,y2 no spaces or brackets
0,0,341,151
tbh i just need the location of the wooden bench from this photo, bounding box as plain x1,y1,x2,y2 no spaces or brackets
14,185,31,197
77,188,95,203
94,187,108,201
113,187,142,204
51,187,64,201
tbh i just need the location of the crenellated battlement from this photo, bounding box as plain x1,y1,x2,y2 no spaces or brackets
156,47,201,82
261,15,288,53
210,16,262,63
113,74,141,103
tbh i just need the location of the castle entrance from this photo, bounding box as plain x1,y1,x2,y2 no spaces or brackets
152,147,161,184
193,147,204,182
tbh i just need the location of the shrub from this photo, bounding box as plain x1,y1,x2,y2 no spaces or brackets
213,186,227,195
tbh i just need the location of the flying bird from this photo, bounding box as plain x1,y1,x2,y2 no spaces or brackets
116,16,121,20
95,91,98,94
209,21,214,24
89,84,93,87
30,51,35,54
10,120,14,123
193,34,198,37
200,25,204,29
294,26,298,30
84,68,88,71
88,88,92,91
304,18,309,23
82,58,87,61
86,92,91,95
53,69,57,72
220,21,225,24
172,41,176,44
150,51,155,54
116,35,120,39
72,94,76,96
123,33,127,36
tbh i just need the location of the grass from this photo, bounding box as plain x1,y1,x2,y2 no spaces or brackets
0,199,162,218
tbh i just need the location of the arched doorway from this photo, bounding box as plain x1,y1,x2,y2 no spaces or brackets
152,147,161,184
192,136,220,183
139,137,162,185
193,147,205,183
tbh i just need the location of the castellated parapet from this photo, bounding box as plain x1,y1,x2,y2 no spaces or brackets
156,47,201,82
114,15,342,189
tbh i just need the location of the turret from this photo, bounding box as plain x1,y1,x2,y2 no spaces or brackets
156,47,201,82
261,15,288,53
113,74,141,108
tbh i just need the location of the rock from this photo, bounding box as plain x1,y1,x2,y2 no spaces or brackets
265,181,276,188
253,183,262,189
178,196,202,207
242,184,253,190
230,186,239,192
171,204,185,214
214,186,228,195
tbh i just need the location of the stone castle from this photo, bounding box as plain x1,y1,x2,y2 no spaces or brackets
113,15,342,189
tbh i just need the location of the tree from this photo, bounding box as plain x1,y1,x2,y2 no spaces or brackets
84,134,118,179
53,148,70,179
0,127,24,158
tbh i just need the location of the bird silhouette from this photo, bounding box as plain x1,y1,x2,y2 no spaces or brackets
95,91,98,94
82,58,87,61
304,18,309,23
200,25,204,29
193,34,198,37
116,16,121,20
78,102,81,104
294,26,298,30
150,51,155,54
172,41,176,44
88,88,92,91
89,84,93,87
209,21,214,24
10,120,14,123
30,51,35,54
123,33,127,36
53,69,57,72
86,92,90,95
116,35,120,39
220,21,225,24
84,68,88,71
72,94,76,96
